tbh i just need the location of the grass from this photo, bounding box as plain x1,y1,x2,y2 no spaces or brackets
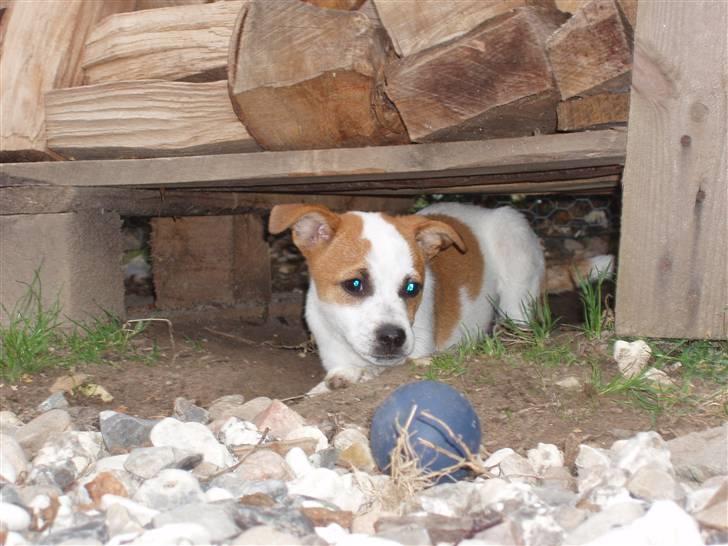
576,268,613,340
1,273,154,382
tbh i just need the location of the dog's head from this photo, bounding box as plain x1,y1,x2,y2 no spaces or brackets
269,204,465,366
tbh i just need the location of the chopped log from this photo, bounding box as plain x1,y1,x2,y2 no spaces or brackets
0,0,135,161
554,0,588,15
301,0,366,9
228,0,408,151
547,0,633,100
45,80,259,160
372,0,555,57
557,93,629,131
81,1,244,84
616,0,638,29
385,7,565,143
135,0,212,9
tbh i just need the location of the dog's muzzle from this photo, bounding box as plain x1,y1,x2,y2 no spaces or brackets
372,323,407,359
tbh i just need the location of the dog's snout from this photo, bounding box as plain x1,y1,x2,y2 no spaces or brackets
375,324,407,352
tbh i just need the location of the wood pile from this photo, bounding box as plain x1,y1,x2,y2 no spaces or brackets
0,0,636,162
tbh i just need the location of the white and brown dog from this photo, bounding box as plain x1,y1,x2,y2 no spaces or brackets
269,202,545,390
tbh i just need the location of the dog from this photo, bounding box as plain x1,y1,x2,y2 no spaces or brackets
269,202,545,390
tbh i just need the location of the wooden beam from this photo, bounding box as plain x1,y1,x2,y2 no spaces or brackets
0,130,626,189
615,2,727,339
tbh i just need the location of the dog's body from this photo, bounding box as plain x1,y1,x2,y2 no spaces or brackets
269,202,544,389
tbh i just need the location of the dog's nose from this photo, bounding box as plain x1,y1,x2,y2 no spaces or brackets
375,324,407,351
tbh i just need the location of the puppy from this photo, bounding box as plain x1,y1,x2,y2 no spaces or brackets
268,202,545,389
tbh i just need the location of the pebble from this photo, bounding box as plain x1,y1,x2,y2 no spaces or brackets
233,449,292,481
126,522,211,545
668,423,728,483
498,453,539,485
332,427,369,451
611,431,673,475
152,502,241,542
207,394,246,422
694,481,728,531
150,417,235,468
527,443,564,476
565,500,645,544
237,396,274,422
37,392,69,413
172,397,209,424
613,339,652,378
29,431,104,490
99,412,158,453
231,525,303,545
123,446,202,480
555,376,581,389
338,442,377,472
284,425,328,452
132,469,206,511
15,409,72,457
0,433,29,484
627,466,684,502
253,400,306,439
0,410,23,433
219,417,264,448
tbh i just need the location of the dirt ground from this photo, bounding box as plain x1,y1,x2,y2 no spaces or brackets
2,293,724,457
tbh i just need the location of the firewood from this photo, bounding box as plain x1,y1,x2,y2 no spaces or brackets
557,93,629,131
385,7,565,143
372,0,554,57
45,80,259,160
0,0,135,161
301,0,366,9
554,0,588,15
228,0,408,151
547,0,633,100
81,1,244,84
135,0,212,9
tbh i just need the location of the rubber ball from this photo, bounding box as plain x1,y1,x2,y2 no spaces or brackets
369,380,481,482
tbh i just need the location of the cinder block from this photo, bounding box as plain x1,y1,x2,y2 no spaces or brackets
151,214,271,311
1,211,124,325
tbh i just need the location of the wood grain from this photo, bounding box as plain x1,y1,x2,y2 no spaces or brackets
45,80,259,159
615,1,727,339
557,93,629,131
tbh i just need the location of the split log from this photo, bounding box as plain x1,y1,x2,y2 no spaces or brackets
301,0,366,9
372,0,555,57
45,80,260,160
554,0,588,15
228,0,408,151
385,7,566,143
557,93,629,131
81,1,244,84
547,0,633,100
0,0,135,161
135,0,212,9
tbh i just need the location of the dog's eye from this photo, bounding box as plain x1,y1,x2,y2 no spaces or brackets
342,278,366,295
401,280,421,298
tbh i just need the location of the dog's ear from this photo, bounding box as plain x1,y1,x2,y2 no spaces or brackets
413,218,467,260
269,204,341,253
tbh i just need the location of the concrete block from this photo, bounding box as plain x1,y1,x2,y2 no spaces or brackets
1,210,124,325
151,214,271,310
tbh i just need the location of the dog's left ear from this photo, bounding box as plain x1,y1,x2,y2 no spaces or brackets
269,204,341,253
411,218,467,260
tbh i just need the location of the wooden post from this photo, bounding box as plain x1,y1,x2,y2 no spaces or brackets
615,1,728,339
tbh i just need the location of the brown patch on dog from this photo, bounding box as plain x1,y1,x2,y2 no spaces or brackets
425,214,484,349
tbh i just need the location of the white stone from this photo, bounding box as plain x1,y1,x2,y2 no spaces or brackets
527,443,564,476
483,448,516,476
613,339,651,378
627,466,684,502
150,417,235,469
582,500,702,546
685,476,727,513
106,503,145,538
318,523,401,546
205,487,234,502
231,525,303,545
15,409,72,457
132,469,206,512
285,447,314,478
0,411,23,430
0,502,31,532
3,532,28,546
565,500,645,544
93,454,129,473
128,523,211,545
333,427,369,452
555,376,582,390
498,453,538,484
234,449,292,481
288,466,366,512
101,495,159,527
29,431,104,487
153,503,240,543
611,431,673,475
218,418,264,448
668,424,728,483
0,434,28,484
643,367,674,386
285,425,329,452
575,445,612,471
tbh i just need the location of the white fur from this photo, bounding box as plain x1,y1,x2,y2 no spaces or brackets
306,203,544,389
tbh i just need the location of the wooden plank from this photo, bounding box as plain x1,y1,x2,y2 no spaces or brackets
81,1,244,84
0,0,136,161
45,80,259,160
0,130,626,189
615,1,727,339
557,93,629,131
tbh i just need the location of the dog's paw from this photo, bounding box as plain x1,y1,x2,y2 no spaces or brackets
324,367,363,390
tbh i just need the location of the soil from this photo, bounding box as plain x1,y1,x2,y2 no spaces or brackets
1,298,723,457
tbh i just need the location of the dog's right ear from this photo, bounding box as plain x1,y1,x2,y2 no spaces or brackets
269,204,341,253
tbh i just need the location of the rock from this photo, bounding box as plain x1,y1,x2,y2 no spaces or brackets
127,522,211,545
284,426,328,452
101,495,159,527
0,502,31,531
338,442,376,472
509,504,564,546
37,392,69,413
0,434,28,484
49,373,89,394
132,469,206,511
150,417,235,469
99,411,158,453
301,506,353,530
541,466,577,492
232,504,315,538
15,409,72,457
153,502,241,542
311,447,340,470
553,505,588,531
694,481,728,531
92,454,129,473
105,503,145,537
575,445,612,472
219,418,264,448
210,475,288,502
583,500,702,546
668,424,728,483
252,400,306,439
333,428,369,452
613,339,652,378
0,410,23,432
565,500,645,544
555,376,582,390
286,459,366,512
498,453,539,485
231,525,304,545
29,431,104,490
84,471,130,505
377,513,486,544
527,443,565,476
643,367,674,386
43,518,108,545
207,394,246,422
627,466,684,502
173,397,209,424
233,449,292,481
285,447,313,479
376,523,432,545
611,431,673,475
237,397,274,422
124,446,202,480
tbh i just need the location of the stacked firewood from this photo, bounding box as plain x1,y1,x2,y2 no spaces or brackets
0,0,635,161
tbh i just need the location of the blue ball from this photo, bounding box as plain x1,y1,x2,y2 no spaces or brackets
369,381,481,482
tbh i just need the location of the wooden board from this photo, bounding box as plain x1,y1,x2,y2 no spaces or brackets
0,129,626,189
385,7,564,142
0,0,135,161
371,0,551,57
81,1,244,84
45,80,259,160
557,93,629,131
615,1,727,339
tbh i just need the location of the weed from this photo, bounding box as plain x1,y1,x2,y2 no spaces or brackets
652,340,728,384
577,268,613,340
589,361,671,414
425,350,466,380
